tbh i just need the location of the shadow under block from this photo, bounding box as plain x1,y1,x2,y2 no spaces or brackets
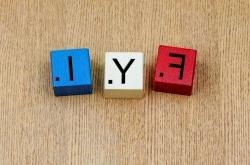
153,45,197,96
50,48,93,96
104,52,144,99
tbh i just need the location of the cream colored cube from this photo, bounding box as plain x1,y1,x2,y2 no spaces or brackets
104,52,144,99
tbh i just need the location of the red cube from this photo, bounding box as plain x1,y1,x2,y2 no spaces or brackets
153,45,197,96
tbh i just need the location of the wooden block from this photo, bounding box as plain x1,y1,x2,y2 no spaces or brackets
104,52,144,99
50,48,93,96
153,45,197,96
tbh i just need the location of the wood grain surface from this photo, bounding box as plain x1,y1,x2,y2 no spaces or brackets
0,0,249,164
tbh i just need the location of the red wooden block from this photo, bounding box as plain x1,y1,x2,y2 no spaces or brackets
153,45,197,96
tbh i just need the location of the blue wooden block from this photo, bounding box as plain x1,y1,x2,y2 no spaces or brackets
50,48,93,96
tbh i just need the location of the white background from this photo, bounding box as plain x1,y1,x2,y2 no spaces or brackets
104,52,144,90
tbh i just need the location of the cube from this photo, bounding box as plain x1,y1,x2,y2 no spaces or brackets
104,52,144,98
50,48,92,96
153,45,197,96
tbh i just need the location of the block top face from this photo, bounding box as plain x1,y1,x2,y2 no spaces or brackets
50,48,92,87
154,45,197,86
104,52,144,90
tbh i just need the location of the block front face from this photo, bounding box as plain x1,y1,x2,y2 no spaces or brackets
154,45,197,95
104,52,144,98
50,48,92,96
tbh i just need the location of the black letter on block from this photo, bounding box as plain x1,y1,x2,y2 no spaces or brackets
113,58,135,84
169,53,185,80
68,56,74,81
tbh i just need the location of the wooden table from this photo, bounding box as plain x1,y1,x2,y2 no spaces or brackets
0,0,249,164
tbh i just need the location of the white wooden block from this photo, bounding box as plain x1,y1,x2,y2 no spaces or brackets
104,52,144,98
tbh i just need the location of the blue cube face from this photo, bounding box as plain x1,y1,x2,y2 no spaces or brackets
50,48,93,96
